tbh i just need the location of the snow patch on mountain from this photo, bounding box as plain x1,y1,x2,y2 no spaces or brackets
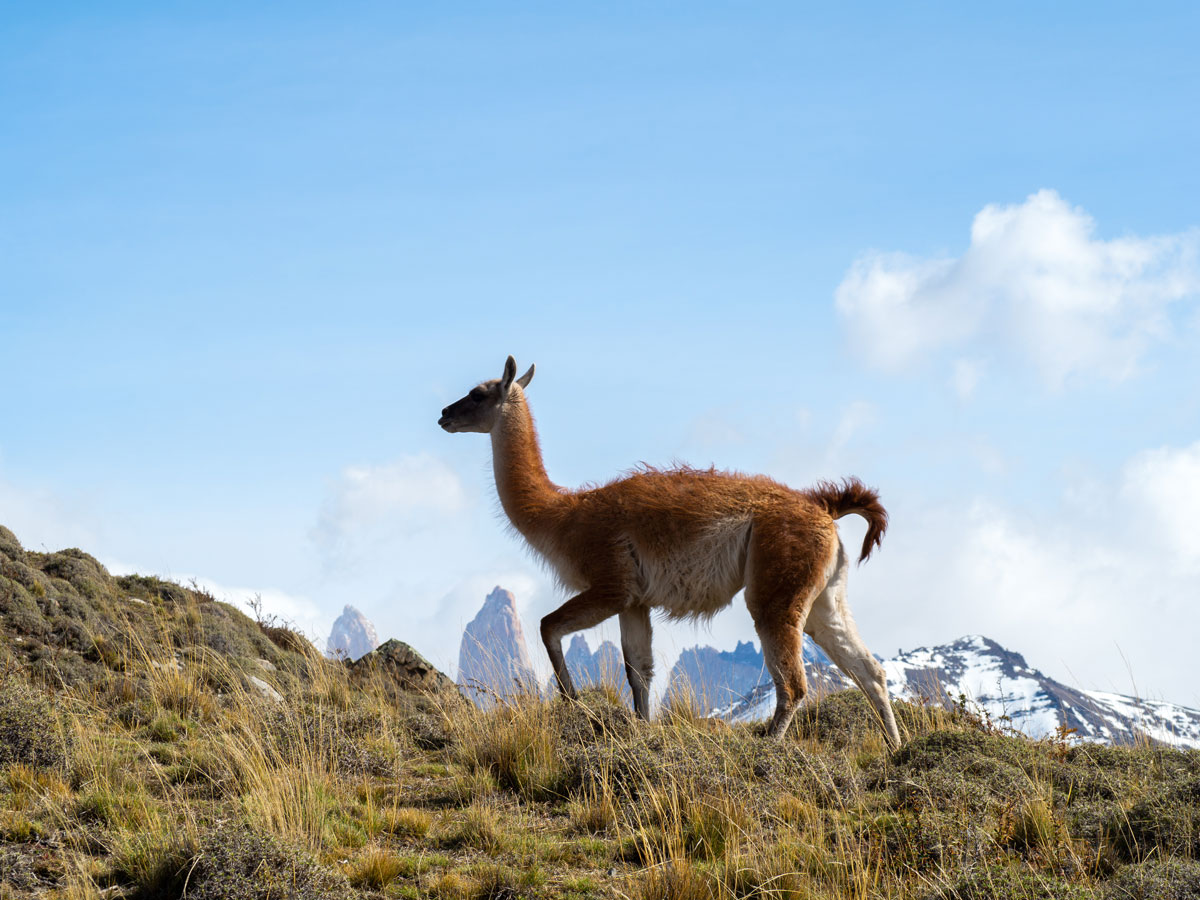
714,634,1200,749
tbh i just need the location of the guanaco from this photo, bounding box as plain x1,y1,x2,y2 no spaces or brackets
439,357,900,748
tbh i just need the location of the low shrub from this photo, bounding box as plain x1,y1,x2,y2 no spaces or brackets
1106,774,1200,861
114,827,350,900
0,673,70,769
346,848,406,889
930,863,1092,900
1104,856,1200,899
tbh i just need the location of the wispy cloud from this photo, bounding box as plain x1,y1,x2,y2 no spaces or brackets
825,400,876,469
836,190,1200,388
851,439,1200,704
1121,440,1200,570
0,469,104,556
311,453,466,571
950,358,983,400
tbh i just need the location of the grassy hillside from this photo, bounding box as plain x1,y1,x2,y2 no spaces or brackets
1,524,1198,899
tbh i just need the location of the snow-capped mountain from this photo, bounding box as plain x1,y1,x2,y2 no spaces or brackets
713,634,1200,749
448,587,1200,749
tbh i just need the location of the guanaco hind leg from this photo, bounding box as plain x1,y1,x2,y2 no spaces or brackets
751,591,818,739
805,541,902,749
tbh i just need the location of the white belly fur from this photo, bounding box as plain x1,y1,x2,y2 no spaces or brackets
522,517,753,618
632,518,752,620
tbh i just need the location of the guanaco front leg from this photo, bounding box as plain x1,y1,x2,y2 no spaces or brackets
540,586,625,701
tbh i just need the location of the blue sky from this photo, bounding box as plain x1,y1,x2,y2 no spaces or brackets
3,4,1198,706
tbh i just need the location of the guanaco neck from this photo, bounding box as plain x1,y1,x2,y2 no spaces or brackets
490,389,564,536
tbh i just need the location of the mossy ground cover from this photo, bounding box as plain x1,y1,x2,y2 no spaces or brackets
1,523,1198,899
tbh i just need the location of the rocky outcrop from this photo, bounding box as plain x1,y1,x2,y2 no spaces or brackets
350,639,456,697
326,605,379,661
458,586,537,706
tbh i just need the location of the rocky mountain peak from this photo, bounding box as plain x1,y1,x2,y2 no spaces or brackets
558,634,630,703
326,604,379,661
567,634,589,654
458,585,537,705
483,585,517,611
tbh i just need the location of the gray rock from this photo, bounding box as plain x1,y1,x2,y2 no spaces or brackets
247,675,283,702
351,639,457,696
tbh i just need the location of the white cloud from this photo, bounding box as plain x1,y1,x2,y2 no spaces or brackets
0,470,105,556
827,401,875,462
1122,440,1200,569
950,358,983,399
836,190,1200,387
304,451,565,676
311,453,466,570
850,442,1200,705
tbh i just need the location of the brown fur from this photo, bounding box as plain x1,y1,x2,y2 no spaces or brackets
804,478,889,563
440,360,902,748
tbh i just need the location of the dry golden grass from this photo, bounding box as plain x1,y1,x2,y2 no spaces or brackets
1,580,1199,899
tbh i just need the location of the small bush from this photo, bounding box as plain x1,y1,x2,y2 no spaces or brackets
145,712,187,743
1003,795,1064,854
1107,775,1200,861
37,549,111,598
0,810,41,842
719,846,806,898
346,848,405,889
430,870,471,899
115,827,350,900
568,792,618,834
438,803,507,854
889,729,1045,812
76,785,156,830
383,806,434,838
0,525,25,561
931,863,1092,900
110,833,197,899
456,705,566,800
404,711,453,750
637,859,715,900
0,673,70,769
0,575,48,636
469,862,527,900
1104,857,1200,899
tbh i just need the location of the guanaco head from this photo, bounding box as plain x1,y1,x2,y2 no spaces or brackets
438,356,535,434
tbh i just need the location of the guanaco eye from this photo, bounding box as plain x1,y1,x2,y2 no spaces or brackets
470,389,487,401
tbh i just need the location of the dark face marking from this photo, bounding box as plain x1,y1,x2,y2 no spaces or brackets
438,379,503,433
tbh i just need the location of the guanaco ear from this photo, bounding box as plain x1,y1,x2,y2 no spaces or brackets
501,356,518,392
516,363,535,389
